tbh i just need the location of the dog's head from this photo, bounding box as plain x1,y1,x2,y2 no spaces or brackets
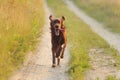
49,15,65,36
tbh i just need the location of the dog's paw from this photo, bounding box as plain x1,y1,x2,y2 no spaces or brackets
52,64,56,68
60,55,64,59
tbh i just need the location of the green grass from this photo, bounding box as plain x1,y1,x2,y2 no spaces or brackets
106,75,120,80
0,0,44,80
47,0,120,80
72,0,120,33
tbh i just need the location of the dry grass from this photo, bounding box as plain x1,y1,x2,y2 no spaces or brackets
0,0,44,80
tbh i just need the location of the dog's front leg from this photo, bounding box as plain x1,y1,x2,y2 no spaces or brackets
52,47,56,67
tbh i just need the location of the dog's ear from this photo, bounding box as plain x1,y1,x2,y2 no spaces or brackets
61,16,65,21
49,15,53,21
61,16,65,25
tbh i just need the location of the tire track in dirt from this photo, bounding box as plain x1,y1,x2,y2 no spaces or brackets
65,0,120,53
64,0,120,80
9,1,69,80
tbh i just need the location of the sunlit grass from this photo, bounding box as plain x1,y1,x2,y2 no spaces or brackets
0,0,44,80
106,75,120,80
72,0,120,33
47,0,120,80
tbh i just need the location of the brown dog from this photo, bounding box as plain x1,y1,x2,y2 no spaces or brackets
49,15,67,67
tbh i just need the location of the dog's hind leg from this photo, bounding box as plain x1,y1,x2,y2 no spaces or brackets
56,46,62,58
60,44,66,58
57,57,60,66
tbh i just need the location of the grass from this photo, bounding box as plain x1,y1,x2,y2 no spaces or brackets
106,75,120,80
47,0,120,80
0,0,44,80
72,0,120,33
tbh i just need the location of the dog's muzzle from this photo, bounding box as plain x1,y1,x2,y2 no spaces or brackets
54,25,60,36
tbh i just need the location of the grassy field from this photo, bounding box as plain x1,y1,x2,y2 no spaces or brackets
47,0,120,80
72,0,120,33
106,75,119,80
0,0,44,80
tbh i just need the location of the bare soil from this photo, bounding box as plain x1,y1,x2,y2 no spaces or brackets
86,48,120,80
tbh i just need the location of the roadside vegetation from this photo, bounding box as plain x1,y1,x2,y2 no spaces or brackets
47,0,120,80
106,75,119,80
72,0,120,33
0,0,44,80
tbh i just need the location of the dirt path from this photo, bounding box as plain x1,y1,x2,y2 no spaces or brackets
9,1,69,80
64,0,120,80
86,48,120,80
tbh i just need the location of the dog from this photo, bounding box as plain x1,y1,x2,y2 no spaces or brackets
49,15,67,67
